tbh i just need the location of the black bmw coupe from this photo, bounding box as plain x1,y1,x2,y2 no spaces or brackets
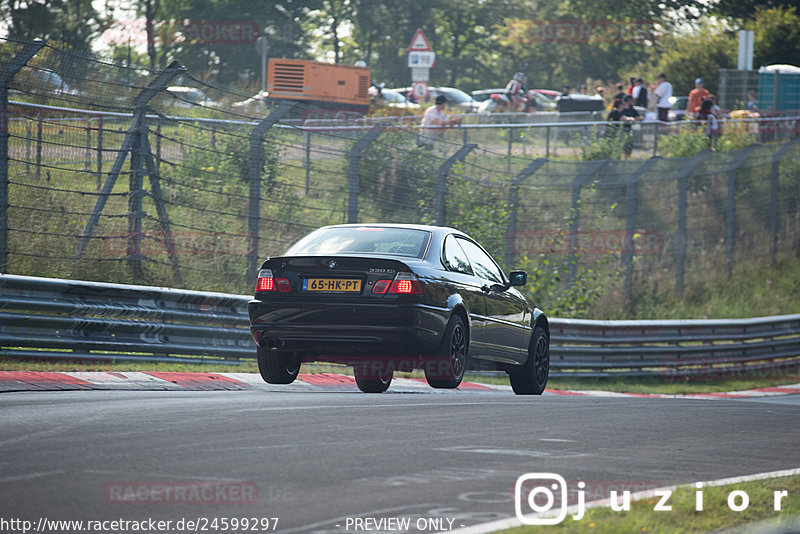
248,224,549,394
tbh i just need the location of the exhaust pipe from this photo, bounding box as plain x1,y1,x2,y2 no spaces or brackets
260,338,285,350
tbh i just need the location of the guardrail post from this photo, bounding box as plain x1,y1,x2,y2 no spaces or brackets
246,102,296,288
769,138,800,265
504,158,548,267
346,124,387,224
433,143,477,226
624,157,660,309
0,40,45,274
74,61,186,262
567,160,609,285
725,144,759,278
675,150,710,298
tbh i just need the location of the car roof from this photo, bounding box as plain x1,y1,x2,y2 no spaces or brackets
471,89,506,95
318,223,463,236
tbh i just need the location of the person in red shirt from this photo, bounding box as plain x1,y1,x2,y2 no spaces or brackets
687,78,710,117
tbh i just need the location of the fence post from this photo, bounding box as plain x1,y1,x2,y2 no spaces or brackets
567,160,609,285
35,110,42,180
725,144,759,278
246,102,296,288
675,150,710,298
545,126,551,158
433,143,477,226
85,117,92,171
304,130,311,195
155,117,162,176
96,116,103,192
0,40,45,274
127,127,145,283
504,158,548,268
25,119,31,174
652,123,659,157
624,157,661,308
769,138,800,265
346,124,387,224
74,61,186,262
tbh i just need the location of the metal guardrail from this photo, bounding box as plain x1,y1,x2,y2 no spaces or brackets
1,274,799,378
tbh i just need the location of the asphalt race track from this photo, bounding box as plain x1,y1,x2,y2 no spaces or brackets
1,388,799,532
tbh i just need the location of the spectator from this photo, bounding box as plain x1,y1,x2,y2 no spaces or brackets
419,94,461,147
654,73,673,123
607,99,623,122
620,95,641,158
580,84,588,95
747,90,759,112
687,78,710,116
696,99,720,146
632,78,648,108
595,86,606,100
627,76,636,95
612,83,626,108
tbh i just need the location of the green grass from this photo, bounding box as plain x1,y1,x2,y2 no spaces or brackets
503,474,800,534
588,256,800,320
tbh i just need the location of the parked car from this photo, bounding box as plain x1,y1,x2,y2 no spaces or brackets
471,88,557,112
165,86,218,108
395,86,479,112
556,93,605,113
231,91,269,112
248,224,550,394
369,86,420,109
668,96,689,121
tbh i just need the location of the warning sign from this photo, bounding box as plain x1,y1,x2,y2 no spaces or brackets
408,29,431,51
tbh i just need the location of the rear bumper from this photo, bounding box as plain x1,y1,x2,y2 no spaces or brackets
248,300,446,358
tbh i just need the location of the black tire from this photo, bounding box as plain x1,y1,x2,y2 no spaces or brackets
256,347,301,384
424,315,468,389
510,324,549,395
353,363,393,393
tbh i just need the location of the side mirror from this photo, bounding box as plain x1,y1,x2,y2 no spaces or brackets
509,270,527,286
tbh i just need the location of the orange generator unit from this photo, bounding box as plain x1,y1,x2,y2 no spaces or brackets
267,59,371,115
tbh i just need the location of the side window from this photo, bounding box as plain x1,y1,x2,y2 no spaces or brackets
456,237,503,284
442,235,473,275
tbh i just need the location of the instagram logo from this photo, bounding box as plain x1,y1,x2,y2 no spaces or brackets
515,473,574,525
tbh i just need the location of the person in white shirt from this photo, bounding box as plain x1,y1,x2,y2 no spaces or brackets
419,94,461,147
654,73,673,123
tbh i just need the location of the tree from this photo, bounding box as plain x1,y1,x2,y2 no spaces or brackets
712,0,797,21
0,0,105,51
154,0,321,86
748,6,800,68
625,25,737,97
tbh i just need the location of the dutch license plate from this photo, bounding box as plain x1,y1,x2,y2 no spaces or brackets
302,278,362,293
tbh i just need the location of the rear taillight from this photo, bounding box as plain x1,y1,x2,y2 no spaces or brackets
372,279,391,294
387,272,423,295
256,269,291,292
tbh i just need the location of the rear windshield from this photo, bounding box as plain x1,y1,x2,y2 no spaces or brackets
285,227,431,258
